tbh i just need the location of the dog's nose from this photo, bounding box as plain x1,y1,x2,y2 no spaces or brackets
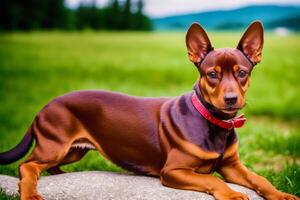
224,93,238,106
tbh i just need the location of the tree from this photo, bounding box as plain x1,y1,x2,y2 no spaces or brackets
104,0,121,30
41,0,67,29
90,0,103,29
119,0,132,30
0,0,67,30
0,0,152,31
0,0,20,30
18,0,46,30
132,0,152,30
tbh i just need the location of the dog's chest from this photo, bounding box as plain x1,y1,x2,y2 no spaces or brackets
190,124,236,154
168,93,237,154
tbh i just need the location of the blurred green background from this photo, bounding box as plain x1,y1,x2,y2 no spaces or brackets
0,0,300,198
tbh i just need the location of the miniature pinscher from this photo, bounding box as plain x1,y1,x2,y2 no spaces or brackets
0,21,299,200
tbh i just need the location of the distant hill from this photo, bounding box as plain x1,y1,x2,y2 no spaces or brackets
152,5,300,31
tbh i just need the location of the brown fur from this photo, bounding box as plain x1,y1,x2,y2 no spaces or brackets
1,21,298,200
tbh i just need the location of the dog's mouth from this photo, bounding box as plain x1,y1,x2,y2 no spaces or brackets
221,102,246,113
206,98,246,114
220,107,240,113
217,104,246,114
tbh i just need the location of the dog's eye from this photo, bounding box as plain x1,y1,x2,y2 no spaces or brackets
207,72,218,79
238,70,247,78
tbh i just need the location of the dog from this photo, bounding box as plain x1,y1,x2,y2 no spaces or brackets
0,21,299,200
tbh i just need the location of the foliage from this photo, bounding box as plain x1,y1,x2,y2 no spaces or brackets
0,0,152,31
0,0,67,30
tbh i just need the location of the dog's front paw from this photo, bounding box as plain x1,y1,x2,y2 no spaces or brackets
214,190,248,200
21,194,43,200
279,192,299,200
266,192,299,200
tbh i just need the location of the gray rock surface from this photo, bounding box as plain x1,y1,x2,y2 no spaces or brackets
0,171,263,200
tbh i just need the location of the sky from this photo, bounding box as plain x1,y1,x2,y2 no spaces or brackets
65,0,300,18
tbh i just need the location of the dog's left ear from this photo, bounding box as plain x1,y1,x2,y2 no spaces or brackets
237,21,264,65
186,23,213,65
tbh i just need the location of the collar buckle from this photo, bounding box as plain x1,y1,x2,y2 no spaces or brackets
228,119,235,129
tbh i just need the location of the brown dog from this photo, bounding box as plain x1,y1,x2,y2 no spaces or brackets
0,21,299,200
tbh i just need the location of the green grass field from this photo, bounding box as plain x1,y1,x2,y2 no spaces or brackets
0,31,299,198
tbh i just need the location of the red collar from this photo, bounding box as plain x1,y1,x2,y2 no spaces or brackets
191,92,246,129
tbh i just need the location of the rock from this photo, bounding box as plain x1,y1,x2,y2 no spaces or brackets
0,171,263,200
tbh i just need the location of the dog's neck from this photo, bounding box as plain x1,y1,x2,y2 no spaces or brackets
193,83,237,120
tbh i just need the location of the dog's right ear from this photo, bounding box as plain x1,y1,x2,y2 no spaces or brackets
186,23,213,65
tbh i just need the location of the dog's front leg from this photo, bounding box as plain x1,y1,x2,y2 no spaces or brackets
160,148,248,200
160,168,248,200
219,153,299,200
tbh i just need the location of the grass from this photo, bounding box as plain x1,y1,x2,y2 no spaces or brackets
260,162,300,196
0,188,18,200
238,118,300,170
0,31,299,197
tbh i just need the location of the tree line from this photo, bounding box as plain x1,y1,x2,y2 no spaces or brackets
0,0,152,31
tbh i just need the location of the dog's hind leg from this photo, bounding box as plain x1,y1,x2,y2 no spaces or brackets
47,148,89,175
18,140,72,200
18,124,74,199
17,102,97,199
18,161,49,200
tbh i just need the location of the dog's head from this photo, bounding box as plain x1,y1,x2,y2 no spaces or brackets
186,21,264,115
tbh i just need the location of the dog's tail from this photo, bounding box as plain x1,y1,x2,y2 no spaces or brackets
0,126,34,165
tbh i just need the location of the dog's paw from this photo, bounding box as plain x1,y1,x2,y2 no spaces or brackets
266,192,299,200
214,190,249,200
22,194,43,200
34,194,43,200
278,192,299,200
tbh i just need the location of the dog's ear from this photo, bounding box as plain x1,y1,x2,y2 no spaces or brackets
186,23,213,65
237,21,264,65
